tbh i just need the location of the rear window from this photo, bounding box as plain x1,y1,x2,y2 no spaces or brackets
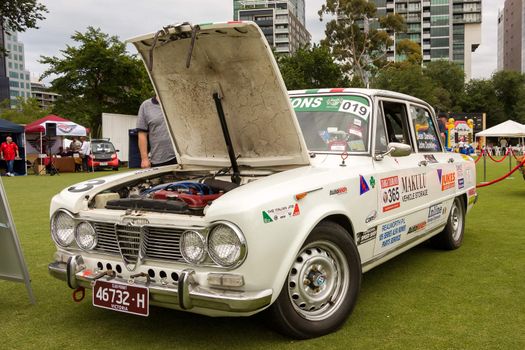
92,141,115,153
291,95,371,153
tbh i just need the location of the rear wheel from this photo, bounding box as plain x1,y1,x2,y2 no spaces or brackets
267,221,361,339
431,197,465,250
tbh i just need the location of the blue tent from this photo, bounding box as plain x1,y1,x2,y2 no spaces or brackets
0,119,26,175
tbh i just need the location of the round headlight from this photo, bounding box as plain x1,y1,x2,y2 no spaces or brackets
180,230,206,264
75,221,97,250
207,223,246,268
51,210,76,247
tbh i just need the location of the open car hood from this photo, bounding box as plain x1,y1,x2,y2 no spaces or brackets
129,21,310,168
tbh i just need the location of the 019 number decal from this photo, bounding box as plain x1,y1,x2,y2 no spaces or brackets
339,100,370,119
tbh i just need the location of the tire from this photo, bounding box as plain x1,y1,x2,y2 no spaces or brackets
266,221,361,339
431,197,465,250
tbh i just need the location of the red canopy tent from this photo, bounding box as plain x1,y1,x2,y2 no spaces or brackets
24,115,89,156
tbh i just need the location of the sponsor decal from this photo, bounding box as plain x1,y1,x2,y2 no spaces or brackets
458,178,465,189
400,173,428,202
365,210,377,224
68,179,106,193
380,218,406,248
359,176,370,195
407,221,427,234
465,168,473,185
468,196,476,205
326,97,343,107
456,164,464,178
428,203,444,224
262,203,300,223
369,176,376,188
330,186,348,196
424,154,438,163
349,126,363,138
357,227,377,245
353,118,362,127
468,188,476,196
57,123,77,134
381,176,400,212
437,169,455,191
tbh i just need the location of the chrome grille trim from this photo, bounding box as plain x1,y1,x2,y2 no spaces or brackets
92,222,185,264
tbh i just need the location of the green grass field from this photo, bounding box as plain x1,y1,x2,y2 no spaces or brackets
0,160,524,349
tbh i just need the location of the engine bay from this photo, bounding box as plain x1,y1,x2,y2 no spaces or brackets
90,169,266,216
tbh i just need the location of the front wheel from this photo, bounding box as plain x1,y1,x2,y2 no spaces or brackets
267,221,361,339
431,197,465,250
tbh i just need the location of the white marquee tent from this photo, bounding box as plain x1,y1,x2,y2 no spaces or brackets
475,120,525,138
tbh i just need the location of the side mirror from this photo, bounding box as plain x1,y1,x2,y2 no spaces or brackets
115,149,120,152
375,142,412,161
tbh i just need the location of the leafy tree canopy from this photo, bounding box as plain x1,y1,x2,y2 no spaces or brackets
319,0,406,85
0,97,50,124
0,0,47,50
40,27,153,136
276,44,348,90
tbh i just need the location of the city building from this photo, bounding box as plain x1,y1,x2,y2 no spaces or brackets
31,79,60,108
3,30,31,106
497,0,525,72
233,0,311,54
0,24,9,104
371,0,482,80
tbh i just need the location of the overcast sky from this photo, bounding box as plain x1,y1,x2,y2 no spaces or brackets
19,0,500,82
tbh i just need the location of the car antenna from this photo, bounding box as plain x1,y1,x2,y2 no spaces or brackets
212,89,241,185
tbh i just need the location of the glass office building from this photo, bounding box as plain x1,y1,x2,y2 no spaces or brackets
371,0,482,80
233,0,311,54
3,30,32,106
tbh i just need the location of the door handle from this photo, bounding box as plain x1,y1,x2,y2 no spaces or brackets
418,160,428,167
448,158,455,163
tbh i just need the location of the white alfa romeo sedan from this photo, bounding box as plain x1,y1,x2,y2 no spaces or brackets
48,21,477,338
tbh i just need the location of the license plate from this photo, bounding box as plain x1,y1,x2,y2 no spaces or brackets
99,162,108,166
92,280,149,316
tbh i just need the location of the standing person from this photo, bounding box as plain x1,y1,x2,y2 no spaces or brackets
500,138,508,155
136,96,176,168
0,136,20,176
70,137,82,152
79,136,91,172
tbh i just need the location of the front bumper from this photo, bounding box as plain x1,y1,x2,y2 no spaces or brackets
48,256,272,314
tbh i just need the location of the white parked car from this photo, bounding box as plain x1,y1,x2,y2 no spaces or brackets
48,21,477,338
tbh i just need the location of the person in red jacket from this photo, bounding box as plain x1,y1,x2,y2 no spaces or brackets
1,136,20,176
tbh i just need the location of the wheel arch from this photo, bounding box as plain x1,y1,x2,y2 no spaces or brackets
319,214,355,241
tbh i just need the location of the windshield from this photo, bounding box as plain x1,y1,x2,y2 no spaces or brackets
92,141,115,153
291,95,371,153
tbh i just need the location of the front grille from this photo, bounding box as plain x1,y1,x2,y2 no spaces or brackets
92,222,184,264
144,226,184,261
115,224,142,266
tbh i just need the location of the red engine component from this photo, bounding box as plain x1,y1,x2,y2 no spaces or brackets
152,190,223,209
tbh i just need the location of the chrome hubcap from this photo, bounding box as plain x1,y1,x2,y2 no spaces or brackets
287,241,349,321
450,201,463,241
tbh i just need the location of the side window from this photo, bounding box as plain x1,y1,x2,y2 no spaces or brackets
374,103,388,153
410,105,442,152
381,101,413,149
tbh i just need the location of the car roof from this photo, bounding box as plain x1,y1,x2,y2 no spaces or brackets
288,88,431,108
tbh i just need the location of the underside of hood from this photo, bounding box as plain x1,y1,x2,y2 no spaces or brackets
129,21,310,168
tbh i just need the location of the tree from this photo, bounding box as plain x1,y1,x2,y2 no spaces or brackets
276,45,348,90
40,27,153,136
491,70,525,122
0,96,50,124
461,78,504,127
396,39,422,66
319,0,406,85
0,0,47,50
424,60,465,111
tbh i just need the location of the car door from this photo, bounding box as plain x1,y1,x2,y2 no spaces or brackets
370,98,430,257
408,104,455,232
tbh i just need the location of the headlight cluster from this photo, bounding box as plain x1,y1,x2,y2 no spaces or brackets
180,222,247,268
50,210,98,251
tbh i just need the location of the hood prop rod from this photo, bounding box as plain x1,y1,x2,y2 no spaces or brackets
186,25,200,68
213,92,241,185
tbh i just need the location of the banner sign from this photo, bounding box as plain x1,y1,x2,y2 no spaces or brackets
0,178,35,304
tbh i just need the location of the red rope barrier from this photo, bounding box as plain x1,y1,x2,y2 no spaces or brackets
509,148,522,161
476,156,525,188
474,150,484,164
486,149,510,163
